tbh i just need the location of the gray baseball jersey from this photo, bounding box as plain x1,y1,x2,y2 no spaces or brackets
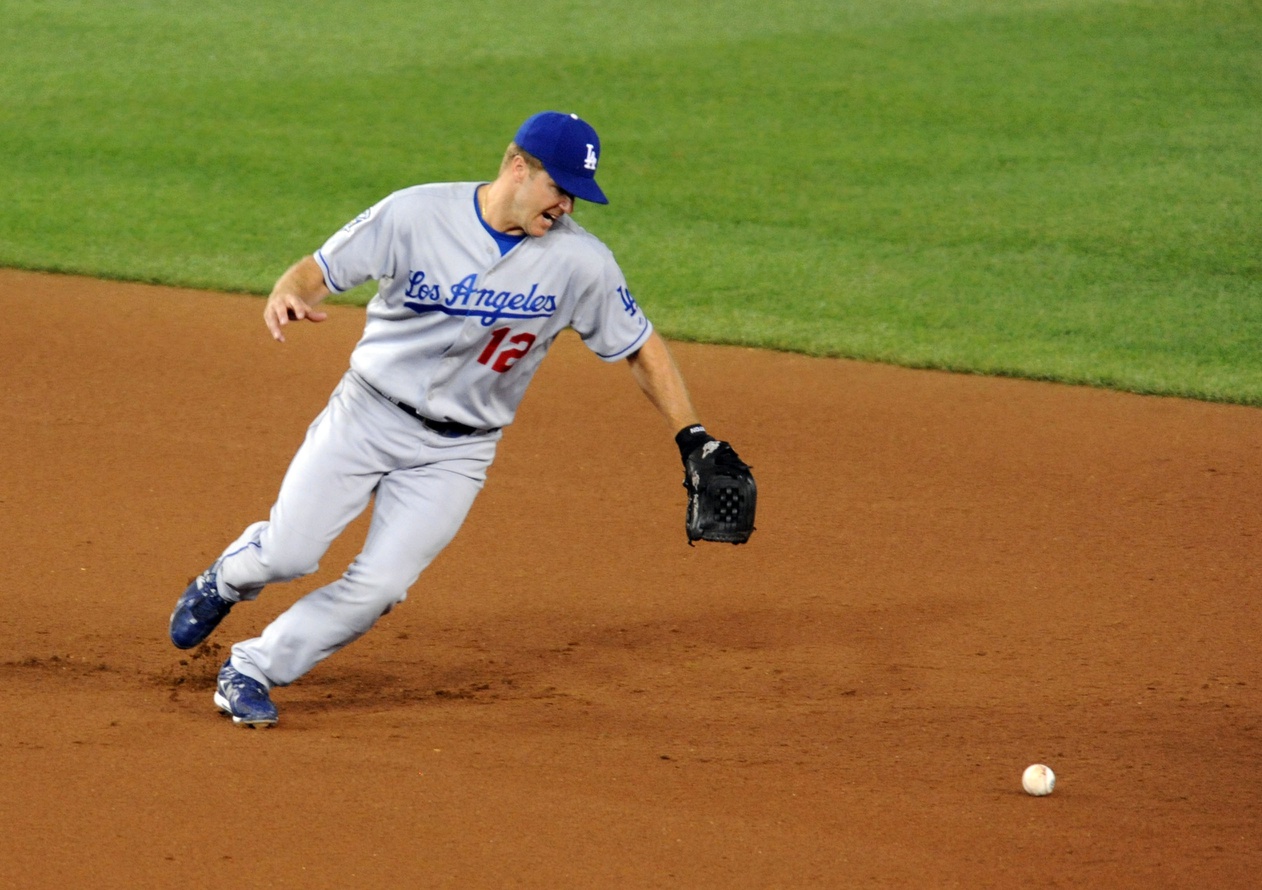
314,182,652,430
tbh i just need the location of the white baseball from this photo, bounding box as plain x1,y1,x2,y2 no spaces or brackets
1022,764,1055,796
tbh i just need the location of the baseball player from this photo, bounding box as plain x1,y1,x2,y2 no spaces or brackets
169,110,753,727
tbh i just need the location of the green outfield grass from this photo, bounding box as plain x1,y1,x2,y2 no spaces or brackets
2,0,1259,403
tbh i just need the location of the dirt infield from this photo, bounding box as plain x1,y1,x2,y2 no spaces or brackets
1,267,1258,888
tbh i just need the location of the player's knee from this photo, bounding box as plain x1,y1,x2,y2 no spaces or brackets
342,564,415,612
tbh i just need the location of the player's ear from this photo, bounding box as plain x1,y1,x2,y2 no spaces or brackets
510,153,531,183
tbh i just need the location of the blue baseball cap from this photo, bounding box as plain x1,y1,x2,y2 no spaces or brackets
514,111,609,205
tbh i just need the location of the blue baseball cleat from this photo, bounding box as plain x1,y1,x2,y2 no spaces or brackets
214,659,278,727
169,564,234,649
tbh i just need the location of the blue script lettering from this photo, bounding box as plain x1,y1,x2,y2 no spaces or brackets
429,274,557,325
448,273,479,308
404,270,442,304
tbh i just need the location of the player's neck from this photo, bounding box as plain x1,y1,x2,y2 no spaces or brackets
479,183,525,237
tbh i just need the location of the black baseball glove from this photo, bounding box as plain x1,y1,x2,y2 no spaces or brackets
676,425,757,545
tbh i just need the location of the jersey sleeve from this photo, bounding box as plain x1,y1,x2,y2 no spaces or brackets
313,194,400,294
569,248,653,362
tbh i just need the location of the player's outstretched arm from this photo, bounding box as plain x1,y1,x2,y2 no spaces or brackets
626,332,701,432
628,332,757,544
264,255,331,342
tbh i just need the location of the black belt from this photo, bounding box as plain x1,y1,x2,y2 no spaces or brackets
359,376,497,437
386,396,497,437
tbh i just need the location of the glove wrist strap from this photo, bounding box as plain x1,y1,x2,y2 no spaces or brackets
675,424,713,464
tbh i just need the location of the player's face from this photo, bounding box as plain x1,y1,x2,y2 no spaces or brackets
516,167,575,237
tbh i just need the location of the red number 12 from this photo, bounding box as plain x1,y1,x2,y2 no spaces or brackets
476,326,536,373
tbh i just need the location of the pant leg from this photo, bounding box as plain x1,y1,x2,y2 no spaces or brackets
231,430,495,688
216,373,394,600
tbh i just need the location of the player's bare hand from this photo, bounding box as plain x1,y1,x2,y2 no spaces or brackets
264,292,329,342
263,256,332,342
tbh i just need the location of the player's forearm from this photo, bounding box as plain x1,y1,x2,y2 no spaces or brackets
271,255,330,306
627,332,701,432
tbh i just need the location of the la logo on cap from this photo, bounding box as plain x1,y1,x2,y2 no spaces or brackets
584,144,598,171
